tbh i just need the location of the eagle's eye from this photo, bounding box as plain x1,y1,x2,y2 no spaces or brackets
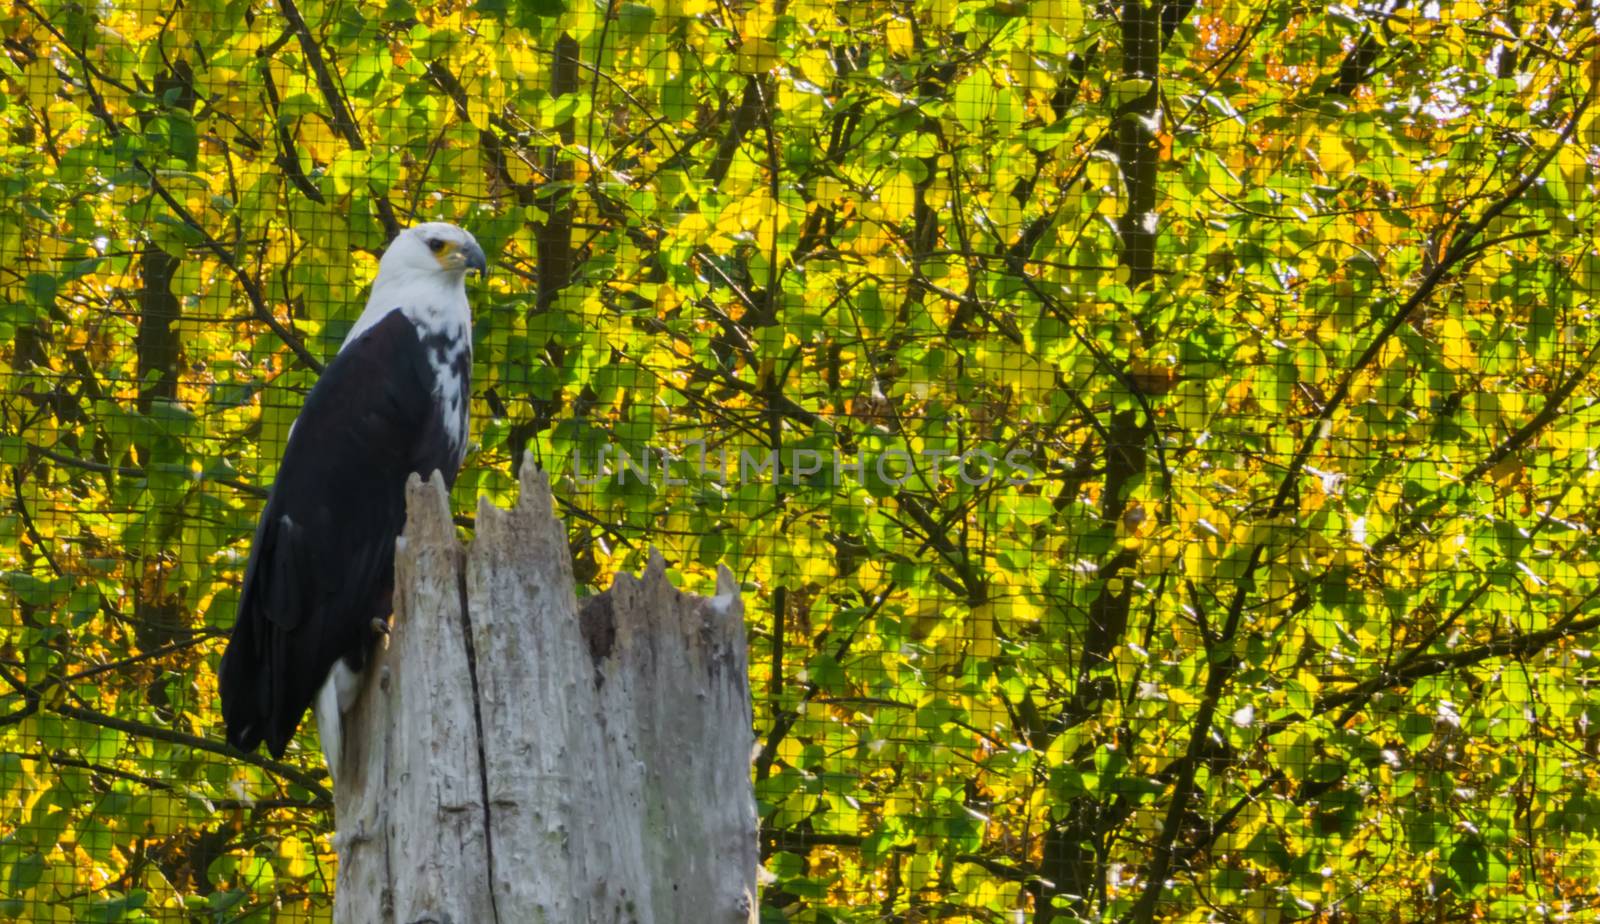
426,238,447,253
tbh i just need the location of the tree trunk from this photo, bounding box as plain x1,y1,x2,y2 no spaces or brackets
333,456,759,924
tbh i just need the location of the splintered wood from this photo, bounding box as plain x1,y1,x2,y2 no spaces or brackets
332,457,757,924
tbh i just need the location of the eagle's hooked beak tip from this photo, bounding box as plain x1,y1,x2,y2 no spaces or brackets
464,242,488,278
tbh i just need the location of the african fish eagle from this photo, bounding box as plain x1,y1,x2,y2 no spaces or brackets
219,222,486,780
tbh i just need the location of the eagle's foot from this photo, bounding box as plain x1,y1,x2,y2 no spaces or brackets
370,616,391,637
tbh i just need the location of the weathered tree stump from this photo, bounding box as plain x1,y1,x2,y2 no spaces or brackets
333,456,757,924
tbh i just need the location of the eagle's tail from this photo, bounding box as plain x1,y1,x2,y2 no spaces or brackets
218,619,267,754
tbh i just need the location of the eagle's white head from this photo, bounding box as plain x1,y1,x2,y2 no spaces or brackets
380,222,488,280
344,222,486,349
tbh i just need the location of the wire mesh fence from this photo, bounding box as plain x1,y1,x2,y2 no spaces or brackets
3,0,1599,920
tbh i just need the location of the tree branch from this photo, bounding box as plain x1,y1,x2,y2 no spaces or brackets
143,171,326,373
51,701,332,804
20,0,328,375
279,0,401,239
1371,337,1600,556
426,60,536,207
1270,91,1590,519
706,77,764,187
27,440,269,498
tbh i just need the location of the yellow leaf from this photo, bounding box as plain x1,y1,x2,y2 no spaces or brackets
878,170,917,223
1437,317,1476,372
281,835,313,878
1318,132,1352,175
886,17,915,56
812,175,847,204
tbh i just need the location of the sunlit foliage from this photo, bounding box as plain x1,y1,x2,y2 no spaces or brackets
3,0,1600,920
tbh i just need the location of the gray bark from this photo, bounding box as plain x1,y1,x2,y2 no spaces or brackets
334,456,758,924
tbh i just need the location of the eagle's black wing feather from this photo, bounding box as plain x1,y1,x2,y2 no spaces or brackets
219,308,465,759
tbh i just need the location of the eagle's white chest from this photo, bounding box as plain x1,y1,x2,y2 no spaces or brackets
406,302,472,461
344,270,474,464
433,330,470,460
